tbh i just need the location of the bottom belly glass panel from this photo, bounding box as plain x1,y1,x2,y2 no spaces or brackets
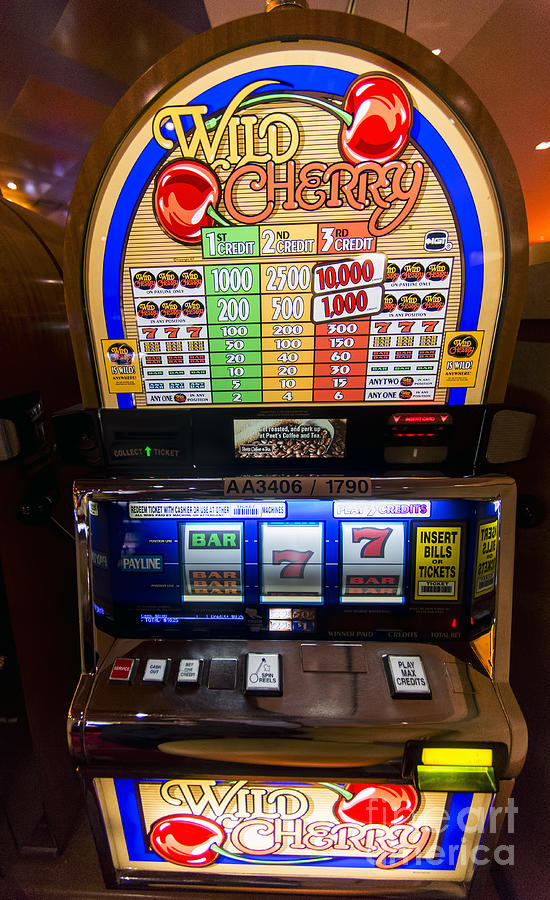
95,776,494,884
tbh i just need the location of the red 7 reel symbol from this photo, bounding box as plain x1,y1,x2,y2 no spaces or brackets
352,526,392,558
272,549,313,578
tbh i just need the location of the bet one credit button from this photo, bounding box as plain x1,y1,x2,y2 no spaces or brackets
177,659,201,684
383,654,431,699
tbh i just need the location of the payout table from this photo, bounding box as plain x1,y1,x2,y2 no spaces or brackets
129,243,451,406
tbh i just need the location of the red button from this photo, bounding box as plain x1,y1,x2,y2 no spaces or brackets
109,658,137,682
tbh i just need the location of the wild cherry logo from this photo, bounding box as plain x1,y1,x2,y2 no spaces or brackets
106,342,134,365
398,293,421,311
146,780,430,871
137,300,159,319
182,299,205,318
180,269,203,289
157,269,179,289
159,300,181,319
426,261,450,281
133,270,156,290
422,292,445,311
152,74,421,242
401,262,424,283
447,334,477,357
385,263,400,282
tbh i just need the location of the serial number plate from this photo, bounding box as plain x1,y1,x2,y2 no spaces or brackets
224,476,372,497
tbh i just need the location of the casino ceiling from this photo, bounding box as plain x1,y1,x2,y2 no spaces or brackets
0,0,548,245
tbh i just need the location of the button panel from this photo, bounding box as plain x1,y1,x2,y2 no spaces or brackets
384,654,431,698
245,653,282,695
109,658,138,683
105,652,431,703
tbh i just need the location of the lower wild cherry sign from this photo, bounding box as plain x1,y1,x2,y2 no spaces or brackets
93,776,495,880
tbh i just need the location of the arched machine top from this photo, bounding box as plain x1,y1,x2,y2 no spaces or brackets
63,9,527,412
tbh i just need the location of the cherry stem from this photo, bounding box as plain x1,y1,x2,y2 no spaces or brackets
205,92,353,129
206,203,231,227
319,782,354,801
210,844,332,864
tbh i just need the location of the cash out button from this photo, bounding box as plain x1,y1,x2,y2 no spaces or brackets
109,658,138,683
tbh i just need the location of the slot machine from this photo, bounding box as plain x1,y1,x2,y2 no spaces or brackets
61,7,528,895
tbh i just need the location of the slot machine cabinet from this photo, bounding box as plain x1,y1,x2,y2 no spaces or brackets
62,9,528,896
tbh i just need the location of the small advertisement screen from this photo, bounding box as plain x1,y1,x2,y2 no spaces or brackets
233,417,346,459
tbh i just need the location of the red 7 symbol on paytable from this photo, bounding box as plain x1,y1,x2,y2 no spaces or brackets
352,527,392,558
272,549,314,578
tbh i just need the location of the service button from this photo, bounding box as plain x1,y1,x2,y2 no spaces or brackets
383,654,431,699
143,658,169,683
109,658,137,683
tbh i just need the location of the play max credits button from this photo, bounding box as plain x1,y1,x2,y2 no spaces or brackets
383,654,431,699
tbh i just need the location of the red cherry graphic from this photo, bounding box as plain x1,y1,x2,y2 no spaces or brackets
333,784,418,827
153,160,222,245
149,814,225,867
339,74,412,165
